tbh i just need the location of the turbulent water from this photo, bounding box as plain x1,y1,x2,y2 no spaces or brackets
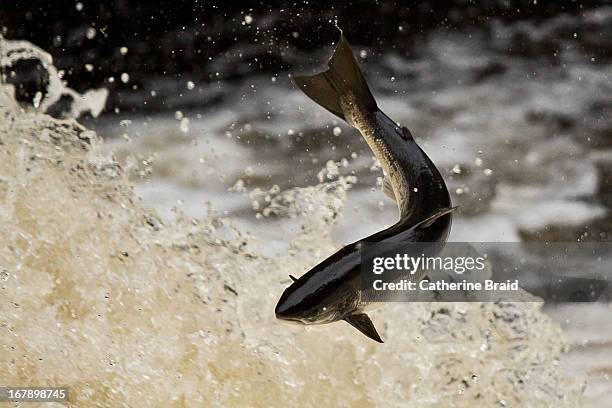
97,8,612,247
0,80,585,407
0,35,593,406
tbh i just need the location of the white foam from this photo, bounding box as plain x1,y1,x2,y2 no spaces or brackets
0,36,108,118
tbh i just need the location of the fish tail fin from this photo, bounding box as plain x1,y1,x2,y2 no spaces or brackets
293,35,377,121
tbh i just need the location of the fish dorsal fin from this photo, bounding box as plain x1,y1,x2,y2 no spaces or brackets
382,177,396,202
415,206,457,230
344,313,384,343
289,275,298,282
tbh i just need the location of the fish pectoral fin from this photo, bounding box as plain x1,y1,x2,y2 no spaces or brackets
344,313,384,343
416,206,458,230
289,275,298,282
382,177,396,202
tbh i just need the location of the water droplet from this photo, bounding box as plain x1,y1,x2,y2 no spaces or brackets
32,91,42,109
86,27,96,40
179,118,190,133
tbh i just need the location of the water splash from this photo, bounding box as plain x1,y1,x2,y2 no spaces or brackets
0,41,584,406
0,36,108,118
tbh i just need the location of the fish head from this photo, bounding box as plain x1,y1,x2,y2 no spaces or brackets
275,277,357,325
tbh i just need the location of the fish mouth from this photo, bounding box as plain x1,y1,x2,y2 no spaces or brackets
275,298,311,325
276,317,304,325
275,310,306,325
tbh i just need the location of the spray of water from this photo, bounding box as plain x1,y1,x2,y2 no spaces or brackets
0,39,583,407
0,36,108,118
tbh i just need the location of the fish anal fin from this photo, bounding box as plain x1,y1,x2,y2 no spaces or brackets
344,313,384,343
289,275,298,282
414,206,457,230
382,177,396,202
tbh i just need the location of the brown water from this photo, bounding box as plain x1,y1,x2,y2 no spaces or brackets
2,11,612,404
0,43,587,407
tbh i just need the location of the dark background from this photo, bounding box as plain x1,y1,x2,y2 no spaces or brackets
2,0,610,113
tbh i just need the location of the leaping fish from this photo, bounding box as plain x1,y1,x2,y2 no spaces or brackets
275,35,454,343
